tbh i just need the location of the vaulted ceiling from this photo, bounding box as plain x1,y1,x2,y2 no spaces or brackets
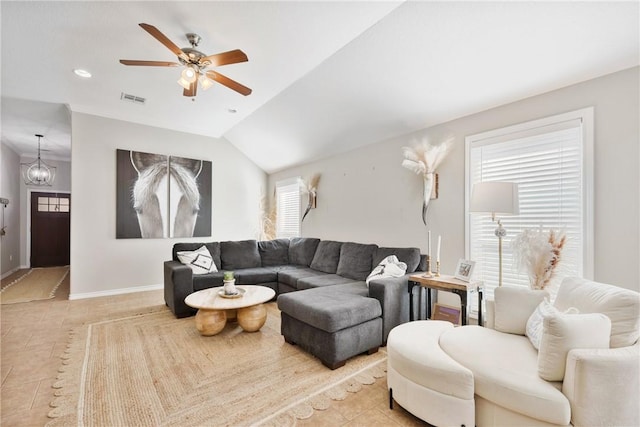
2,1,638,172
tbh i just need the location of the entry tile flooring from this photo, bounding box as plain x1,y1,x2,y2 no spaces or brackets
1,270,426,426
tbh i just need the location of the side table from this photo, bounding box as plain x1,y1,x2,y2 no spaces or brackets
408,274,483,326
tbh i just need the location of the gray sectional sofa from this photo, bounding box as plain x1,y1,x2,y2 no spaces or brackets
164,237,425,368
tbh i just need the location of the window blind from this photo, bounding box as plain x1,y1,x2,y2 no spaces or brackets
466,110,593,302
276,178,300,239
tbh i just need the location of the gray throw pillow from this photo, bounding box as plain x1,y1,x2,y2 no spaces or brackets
336,242,378,281
289,237,320,266
220,240,261,270
258,239,290,266
309,240,343,273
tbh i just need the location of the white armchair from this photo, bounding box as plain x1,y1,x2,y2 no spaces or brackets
473,277,639,426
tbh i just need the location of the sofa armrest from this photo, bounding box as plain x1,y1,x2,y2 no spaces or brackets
368,274,411,344
562,343,639,427
164,260,196,318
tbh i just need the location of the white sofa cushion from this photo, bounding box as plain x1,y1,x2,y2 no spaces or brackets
440,325,570,425
554,277,639,348
538,312,611,381
176,245,217,275
494,286,549,335
387,320,474,400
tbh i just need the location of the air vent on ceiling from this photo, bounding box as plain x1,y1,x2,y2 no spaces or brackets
120,92,146,105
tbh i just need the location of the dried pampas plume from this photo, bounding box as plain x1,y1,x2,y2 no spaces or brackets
512,229,567,290
260,193,276,240
301,173,320,222
401,136,453,225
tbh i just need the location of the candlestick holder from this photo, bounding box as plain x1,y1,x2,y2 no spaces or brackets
435,261,441,277
423,255,434,278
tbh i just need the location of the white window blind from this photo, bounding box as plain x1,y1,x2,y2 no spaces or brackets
465,109,594,301
276,178,301,239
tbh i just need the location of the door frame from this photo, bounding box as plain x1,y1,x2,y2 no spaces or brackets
26,188,71,268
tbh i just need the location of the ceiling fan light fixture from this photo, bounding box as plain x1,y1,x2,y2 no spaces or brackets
199,74,214,90
177,76,192,90
182,66,197,83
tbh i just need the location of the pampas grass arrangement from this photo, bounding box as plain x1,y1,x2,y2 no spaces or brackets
512,229,567,290
401,136,453,225
260,194,276,240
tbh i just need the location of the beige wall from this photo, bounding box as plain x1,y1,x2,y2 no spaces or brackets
269,67,639,291
70,113,266,298
0,143,21,276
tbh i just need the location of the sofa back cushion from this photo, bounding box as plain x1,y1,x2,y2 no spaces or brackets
173,242,221,270
494,286,549,335
336,242,378,281
310,241,343,273
373,247,421,273
258,239,290,266
554,277,640,348
289,237,320,266
220,240,261,270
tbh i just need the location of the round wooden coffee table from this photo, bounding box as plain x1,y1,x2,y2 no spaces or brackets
184,285,275,336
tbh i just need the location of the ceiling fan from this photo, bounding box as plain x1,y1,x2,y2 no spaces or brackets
120,23,252,98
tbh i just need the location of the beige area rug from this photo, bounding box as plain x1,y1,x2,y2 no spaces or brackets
0,266,69,304
47,306,387,426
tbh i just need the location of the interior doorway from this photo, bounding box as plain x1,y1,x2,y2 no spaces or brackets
30,192,70,267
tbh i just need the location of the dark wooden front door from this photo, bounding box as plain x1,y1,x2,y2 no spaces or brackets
31,192,70,267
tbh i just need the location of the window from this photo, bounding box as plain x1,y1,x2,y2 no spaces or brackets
275,178,301,238
465,108,594,300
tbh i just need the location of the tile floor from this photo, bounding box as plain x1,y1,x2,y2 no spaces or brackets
1,270,427,426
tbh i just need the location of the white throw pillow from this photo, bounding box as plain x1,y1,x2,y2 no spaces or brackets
494,286,549,335
526,299,578,350
177,245,218,275
538,312,611,381
366,255,407,286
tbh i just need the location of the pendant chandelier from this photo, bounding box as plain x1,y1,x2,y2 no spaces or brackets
21,134,56,186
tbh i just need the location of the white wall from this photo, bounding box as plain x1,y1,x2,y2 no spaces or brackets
19,156,71,267
269,67,639,291
0,143,21,276
70,113,266,298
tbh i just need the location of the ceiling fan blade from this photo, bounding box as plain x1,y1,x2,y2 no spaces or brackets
201,49,248,67
139,23,189,62
183,81,197,97
119,60,180,67
206,71,252,96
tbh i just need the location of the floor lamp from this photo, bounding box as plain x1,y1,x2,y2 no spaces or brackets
470,182,519,287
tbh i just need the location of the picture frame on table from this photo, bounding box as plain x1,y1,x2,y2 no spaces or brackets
454,259,475,282
431,303,461,325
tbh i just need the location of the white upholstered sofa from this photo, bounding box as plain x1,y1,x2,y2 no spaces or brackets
387,277,639,426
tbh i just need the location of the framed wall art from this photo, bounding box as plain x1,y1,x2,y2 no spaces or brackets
454,259,476,282
116,149,212,239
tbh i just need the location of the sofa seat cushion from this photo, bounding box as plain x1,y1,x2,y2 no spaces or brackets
233,267,278,285
278,267,326,288
309,241,343,274
278,290,381,333
336,242,378,281
192,272,225,291
440,326,570,426
296,274,359,290
220,240,261,270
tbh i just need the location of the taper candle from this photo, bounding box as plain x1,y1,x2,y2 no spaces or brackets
428,230,431,256
437,235,441,262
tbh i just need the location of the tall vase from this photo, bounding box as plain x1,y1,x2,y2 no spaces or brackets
422,173,435,225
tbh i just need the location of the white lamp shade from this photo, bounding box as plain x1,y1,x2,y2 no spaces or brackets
470,181,519,215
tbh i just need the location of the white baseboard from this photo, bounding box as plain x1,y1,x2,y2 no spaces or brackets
69,283,163,300
1,266,21,280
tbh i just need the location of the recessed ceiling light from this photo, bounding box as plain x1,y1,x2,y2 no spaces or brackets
73,69,92,78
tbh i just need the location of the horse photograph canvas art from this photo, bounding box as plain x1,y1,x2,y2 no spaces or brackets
116,149,212,239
